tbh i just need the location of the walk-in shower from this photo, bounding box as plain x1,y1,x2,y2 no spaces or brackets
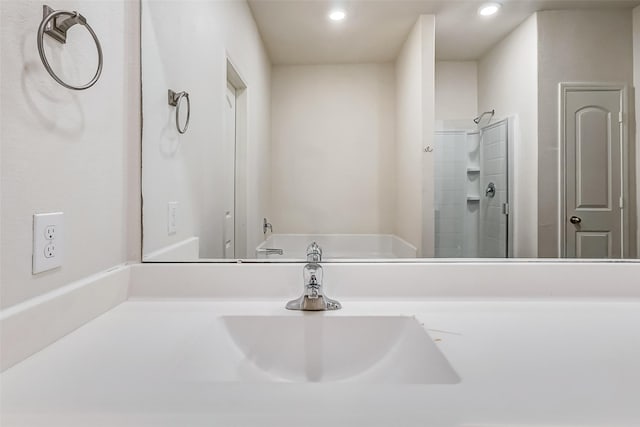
434,116,511,258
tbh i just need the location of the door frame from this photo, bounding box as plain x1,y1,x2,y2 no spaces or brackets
558,82,629,258
226,57,248,258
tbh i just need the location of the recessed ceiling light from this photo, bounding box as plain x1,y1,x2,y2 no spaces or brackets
478,2,501,17
329,10,346,21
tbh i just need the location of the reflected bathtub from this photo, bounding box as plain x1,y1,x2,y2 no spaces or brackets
255,234,417,259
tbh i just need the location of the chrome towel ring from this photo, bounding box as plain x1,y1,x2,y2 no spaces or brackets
37,5,103,90
168,89,191,134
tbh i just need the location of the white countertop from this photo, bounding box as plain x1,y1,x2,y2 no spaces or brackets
2,298,640,426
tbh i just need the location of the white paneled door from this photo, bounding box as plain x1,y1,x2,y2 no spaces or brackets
223,82,237,258
562,85,626,258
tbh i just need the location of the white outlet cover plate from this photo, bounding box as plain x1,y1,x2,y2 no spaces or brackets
33,212,64,274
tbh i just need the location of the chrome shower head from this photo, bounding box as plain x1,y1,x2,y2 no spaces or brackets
474,109,495,125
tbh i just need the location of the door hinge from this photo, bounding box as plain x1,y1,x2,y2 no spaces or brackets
619,111,623,123
502,202,510,215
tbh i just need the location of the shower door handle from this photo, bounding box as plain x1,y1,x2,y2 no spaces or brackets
569,216,582,225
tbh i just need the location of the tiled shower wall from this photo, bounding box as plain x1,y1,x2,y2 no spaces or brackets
434,131,467,257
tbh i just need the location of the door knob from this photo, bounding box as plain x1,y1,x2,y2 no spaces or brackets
569,216,582,224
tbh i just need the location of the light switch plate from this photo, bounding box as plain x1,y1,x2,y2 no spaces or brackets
33,212,64,274
168,202,178,235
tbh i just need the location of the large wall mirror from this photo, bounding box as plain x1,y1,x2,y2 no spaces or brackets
141,0,640,262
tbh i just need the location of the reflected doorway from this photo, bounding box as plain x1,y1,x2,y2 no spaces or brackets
561,83,629,258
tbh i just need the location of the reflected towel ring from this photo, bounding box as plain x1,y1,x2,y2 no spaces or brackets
424,146,434,153
37,5,103,90
168,89,191,134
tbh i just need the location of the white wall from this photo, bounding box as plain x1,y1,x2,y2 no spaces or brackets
435,61,478,120
478,13,538,258
270,63,396,234
141,0,271,259
0,0,140,309
537,9,634,257
395,15,436,256
141,1,200,257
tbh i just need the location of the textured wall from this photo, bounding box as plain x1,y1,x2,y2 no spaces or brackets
537,9,634,257
141,0,271,259
270,63,396,235
1,0,140,309
395,15,436,256
435,61,478,121
478,14,538,258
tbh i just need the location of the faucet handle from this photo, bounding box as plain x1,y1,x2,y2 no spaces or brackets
308,274,318,285
306,241,322,262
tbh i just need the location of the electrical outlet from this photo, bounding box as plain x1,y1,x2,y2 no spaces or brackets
44,225,56,240
44,243,56,258
33,212,64,274
168,202,178,235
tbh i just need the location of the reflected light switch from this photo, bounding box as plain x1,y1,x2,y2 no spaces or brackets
168,202,178,235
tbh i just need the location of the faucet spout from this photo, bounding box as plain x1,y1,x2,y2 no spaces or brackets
306,241,322,262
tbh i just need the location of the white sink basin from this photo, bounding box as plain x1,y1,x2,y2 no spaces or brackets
217,315,460,384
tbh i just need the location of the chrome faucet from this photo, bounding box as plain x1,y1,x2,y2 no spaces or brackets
286,242,341,311
263,218,273,235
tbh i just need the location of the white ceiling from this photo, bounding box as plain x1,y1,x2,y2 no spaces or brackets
247,0,640,63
